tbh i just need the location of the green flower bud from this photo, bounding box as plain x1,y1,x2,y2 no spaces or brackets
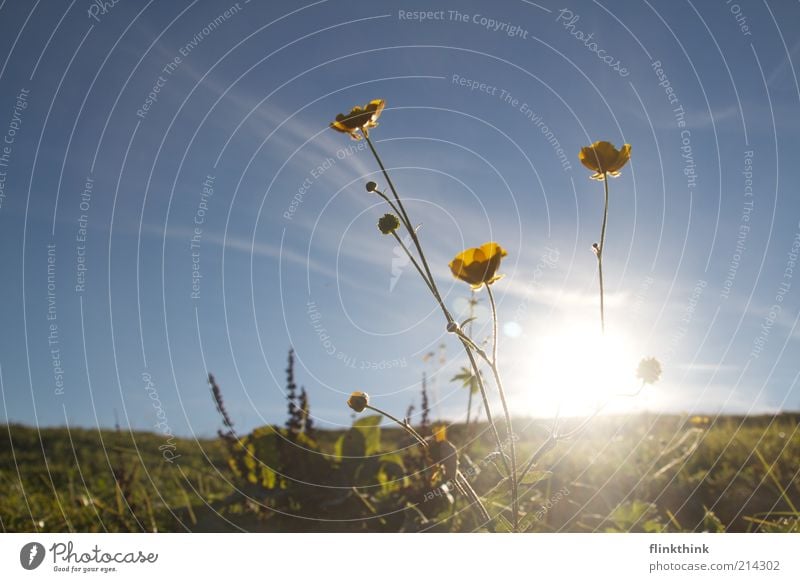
347,391,369,413
378,213,400,235
636,357,662,385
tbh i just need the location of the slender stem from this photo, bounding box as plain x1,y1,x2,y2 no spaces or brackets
457,471,492,524
363,135,510,477
365,136,448,322
465,293,477,436
391,232,436,297
621,380,647,398
374,189,412,233
460,338,509,476
366,404,428,449
487,286,499,366
597,175,610,334
365,135,412,229
486,284,518,530
453,329,490,362
517,436,557,484
371,396,491,526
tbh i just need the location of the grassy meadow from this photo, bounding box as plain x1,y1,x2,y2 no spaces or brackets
2,413,797,533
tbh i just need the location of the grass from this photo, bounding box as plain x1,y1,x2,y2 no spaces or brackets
1,413,797,532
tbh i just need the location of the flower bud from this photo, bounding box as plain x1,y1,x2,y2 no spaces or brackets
365,181,378,192
636,357,662,385
347,391,369,413
446,321,460,333
378,213,400,235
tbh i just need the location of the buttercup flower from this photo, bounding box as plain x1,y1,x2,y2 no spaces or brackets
579,141,631,180
636,357,662,385
330,99,385,140
347,391,369,413
449,242,508,289
378,213,400,235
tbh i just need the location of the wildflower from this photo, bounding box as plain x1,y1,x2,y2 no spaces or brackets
636,357,662,385
347,391,369,413
449,242,508,289
579,141,631,180
378,213,400,235
330,99,385,140
433,424,447,442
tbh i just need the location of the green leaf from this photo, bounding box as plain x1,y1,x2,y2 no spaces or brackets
378,453,405,471
450,367,474,384
335,427,366,460
352,415,382,455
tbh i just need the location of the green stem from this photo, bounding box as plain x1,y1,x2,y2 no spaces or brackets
370,397,491,526
373,189,412,233
457,471,492,524
365,136,447,320
597,175,610,334
460,338,509,476
391,232,436,297
366,404,428,449
363,135,510,478
486,284,518,531
517,435,557,485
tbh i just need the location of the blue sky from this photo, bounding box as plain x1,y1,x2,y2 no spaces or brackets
0,0,799,438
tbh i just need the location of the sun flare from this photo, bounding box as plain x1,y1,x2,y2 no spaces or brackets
518,320,642,416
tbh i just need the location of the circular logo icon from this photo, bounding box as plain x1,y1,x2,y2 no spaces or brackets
20,542,46,570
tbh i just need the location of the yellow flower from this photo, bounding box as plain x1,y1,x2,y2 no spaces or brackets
433,424,447,443
449,242,508,289
347,391,369,413
579,141,631,180
330,99,385,140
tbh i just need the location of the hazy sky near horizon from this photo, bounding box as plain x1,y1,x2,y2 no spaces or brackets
1,0,799,438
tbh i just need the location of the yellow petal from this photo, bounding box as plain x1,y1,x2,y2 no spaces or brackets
610,143,631,173
449,242,507,287
579,141,631,178
579,146,601,172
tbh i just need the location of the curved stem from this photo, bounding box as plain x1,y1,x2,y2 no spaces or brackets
374,189,413,234
366,404,428,449
365,135,411,229
597,175,610,334
453,329,489,362
365,136,448,322
363,135,510,478
486,284,518,530
517,435,557,485
371,396,492,527
459,338,509,477
457,470,491,524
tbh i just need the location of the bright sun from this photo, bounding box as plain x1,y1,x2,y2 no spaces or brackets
515,319,642,417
